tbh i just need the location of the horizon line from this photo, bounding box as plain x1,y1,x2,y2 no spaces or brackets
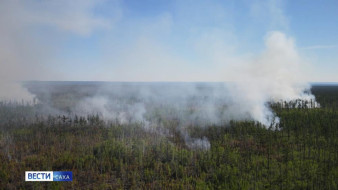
22,80,338,84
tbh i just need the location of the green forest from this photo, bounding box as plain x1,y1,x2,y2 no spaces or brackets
0,85,337,189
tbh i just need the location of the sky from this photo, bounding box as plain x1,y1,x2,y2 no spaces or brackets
1,0,338,82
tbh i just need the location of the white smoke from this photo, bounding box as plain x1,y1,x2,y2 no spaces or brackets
185,136,211,150
0,81,35,102
226,31,315,126
74,96,148,125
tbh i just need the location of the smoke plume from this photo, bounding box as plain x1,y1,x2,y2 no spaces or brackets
226,31,315,125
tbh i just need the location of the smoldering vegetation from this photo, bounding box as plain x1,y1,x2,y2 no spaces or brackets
23,81,317,125
1,81,318,150
0,83,337,189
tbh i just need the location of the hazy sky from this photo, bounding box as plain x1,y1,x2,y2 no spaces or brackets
1,0,337,82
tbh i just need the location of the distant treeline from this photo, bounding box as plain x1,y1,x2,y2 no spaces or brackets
311,85,338,108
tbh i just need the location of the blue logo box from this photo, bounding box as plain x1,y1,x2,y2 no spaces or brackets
53,171,73,181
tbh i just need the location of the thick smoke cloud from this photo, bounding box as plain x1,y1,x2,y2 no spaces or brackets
227,31,315,125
